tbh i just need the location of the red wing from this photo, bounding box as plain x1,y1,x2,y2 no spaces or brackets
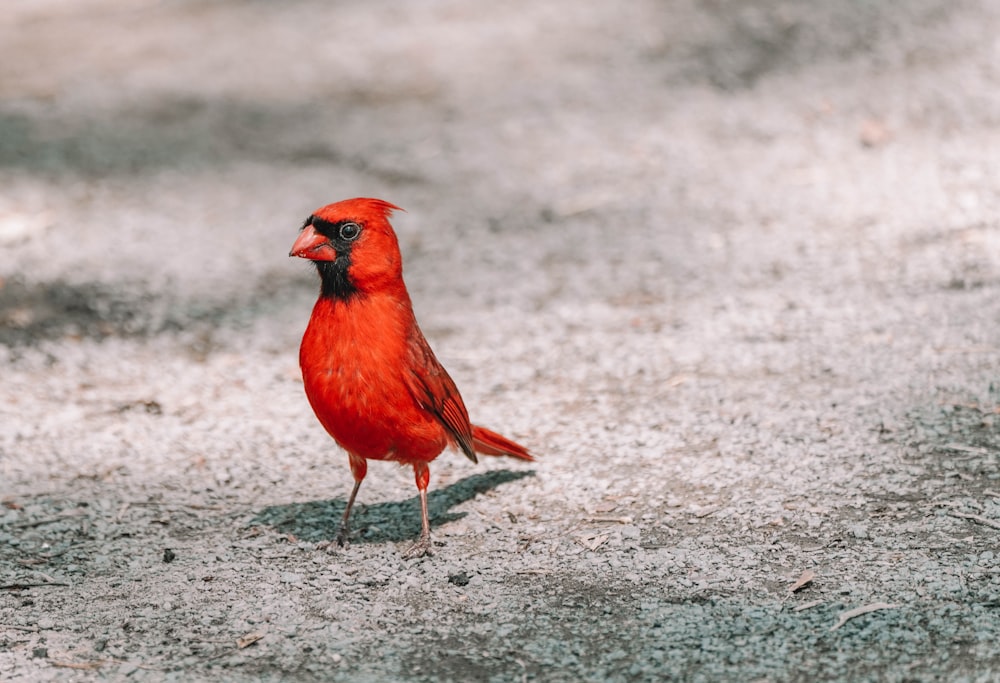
404,328,477,463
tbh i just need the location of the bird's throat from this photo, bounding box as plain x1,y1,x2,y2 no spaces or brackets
316,258,359,301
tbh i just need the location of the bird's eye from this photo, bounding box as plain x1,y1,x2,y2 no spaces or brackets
339,222,361,241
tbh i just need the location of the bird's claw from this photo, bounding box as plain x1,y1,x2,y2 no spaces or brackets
402,535,433,560
332,525,351,551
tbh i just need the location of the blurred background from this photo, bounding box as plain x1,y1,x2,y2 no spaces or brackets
2,1,1000,680
4,0,998,347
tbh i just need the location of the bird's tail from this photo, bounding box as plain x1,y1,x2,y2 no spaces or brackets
471,425,535,461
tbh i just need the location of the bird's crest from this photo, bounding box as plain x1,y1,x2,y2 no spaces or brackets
312,197,404,225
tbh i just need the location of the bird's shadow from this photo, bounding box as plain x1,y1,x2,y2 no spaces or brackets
252,469,535,544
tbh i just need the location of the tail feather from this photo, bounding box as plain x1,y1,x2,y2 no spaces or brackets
471,425,535,461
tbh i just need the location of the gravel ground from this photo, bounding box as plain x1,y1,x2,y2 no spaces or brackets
2,0,1000,681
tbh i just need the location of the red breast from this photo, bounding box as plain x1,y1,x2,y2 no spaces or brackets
292,198,461,464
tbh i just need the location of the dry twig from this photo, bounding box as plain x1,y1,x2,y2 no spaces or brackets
51,661,105,671
949,511,1000,531
0,581,69,590
50,658,160,672
830,603,898,631
236,632,265,649
793,599,824,612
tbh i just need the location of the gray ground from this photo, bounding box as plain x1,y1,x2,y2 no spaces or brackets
1,0,999,680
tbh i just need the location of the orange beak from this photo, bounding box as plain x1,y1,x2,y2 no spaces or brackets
289,225,337,261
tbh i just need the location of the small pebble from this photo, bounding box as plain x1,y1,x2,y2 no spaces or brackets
447,572,470,587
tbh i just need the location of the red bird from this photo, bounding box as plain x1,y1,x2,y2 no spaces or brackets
290,198,534,558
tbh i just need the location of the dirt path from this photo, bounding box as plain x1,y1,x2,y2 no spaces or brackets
2,1,999,680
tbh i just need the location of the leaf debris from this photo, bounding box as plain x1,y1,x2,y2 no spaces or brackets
788,569,816,593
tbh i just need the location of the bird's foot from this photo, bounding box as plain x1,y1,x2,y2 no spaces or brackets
329,524,351,551
401,534,433,560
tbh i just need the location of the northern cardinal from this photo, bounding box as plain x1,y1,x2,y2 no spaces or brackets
290,198,534,558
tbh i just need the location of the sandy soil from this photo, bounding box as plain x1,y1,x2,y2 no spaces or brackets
2,0,1000,680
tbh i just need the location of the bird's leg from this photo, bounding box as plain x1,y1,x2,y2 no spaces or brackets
335,454,367,548
402,463,433,559
336,479,362,547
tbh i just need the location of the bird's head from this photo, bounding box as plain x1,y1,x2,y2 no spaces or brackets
290,197,405,300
